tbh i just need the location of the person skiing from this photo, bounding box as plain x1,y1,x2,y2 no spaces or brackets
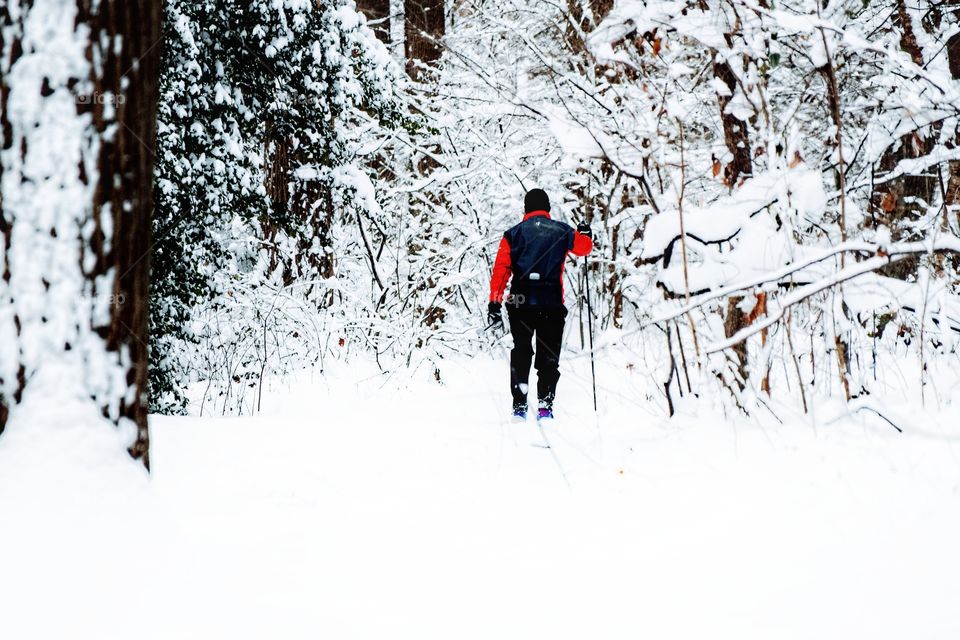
487,188,593,420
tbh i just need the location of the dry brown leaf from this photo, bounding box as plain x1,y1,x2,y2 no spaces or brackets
911,132,924,155
746,293,767,325
881,191,896,213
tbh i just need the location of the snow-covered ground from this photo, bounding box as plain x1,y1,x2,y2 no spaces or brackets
2,355,960,639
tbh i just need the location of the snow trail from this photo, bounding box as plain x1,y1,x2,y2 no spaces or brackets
2,355,960,639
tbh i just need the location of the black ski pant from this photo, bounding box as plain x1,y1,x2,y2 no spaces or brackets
507,307,567,409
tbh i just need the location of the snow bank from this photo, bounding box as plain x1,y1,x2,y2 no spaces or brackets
0,364,161,639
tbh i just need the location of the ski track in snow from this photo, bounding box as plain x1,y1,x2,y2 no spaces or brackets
2,356,960,639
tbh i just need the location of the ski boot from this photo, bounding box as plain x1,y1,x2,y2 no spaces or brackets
537,394,555,421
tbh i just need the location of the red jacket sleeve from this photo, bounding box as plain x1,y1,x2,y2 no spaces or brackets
571,231,593,257
489,237,512,303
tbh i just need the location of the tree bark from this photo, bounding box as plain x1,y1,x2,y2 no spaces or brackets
404,0,444,81
0,3,17,436
713,45,752,383
713,56,752,188
724,296,748,388
870,0,937,280
945,32,960,216
357,0,391,44
0,0,161,465
83,0,163,466
263,130,290,281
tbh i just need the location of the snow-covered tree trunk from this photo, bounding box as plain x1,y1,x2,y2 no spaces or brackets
712,22,753,387
0,0,161,466
871,0,937,281
712,56,752,188
263,131,290,280
944,31,960,218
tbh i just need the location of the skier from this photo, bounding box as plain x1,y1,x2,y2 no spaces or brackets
487,188,593,420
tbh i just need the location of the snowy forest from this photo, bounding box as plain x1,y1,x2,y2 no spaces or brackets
2,1,960,638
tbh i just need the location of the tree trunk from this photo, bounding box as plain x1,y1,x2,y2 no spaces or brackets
263,130,290,281
945,32,960,217
0,0,162,466
357,0,391,44
712,56,752,188
724,296,748,388
87,0,163,466
713,46,752,383
404,0,444,81
870,0,937,280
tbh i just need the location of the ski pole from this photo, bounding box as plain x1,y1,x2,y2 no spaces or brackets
584,256,597,412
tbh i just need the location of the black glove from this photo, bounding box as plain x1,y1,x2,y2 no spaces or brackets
487,301,503,328
577,222,593,239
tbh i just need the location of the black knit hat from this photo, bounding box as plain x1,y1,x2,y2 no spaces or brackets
524,188,551,213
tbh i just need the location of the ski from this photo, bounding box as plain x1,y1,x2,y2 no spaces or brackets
533,420,553,449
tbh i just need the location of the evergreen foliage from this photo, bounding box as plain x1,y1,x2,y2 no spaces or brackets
150,0,402,413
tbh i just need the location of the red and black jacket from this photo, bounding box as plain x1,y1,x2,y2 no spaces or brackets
489,210,593,309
